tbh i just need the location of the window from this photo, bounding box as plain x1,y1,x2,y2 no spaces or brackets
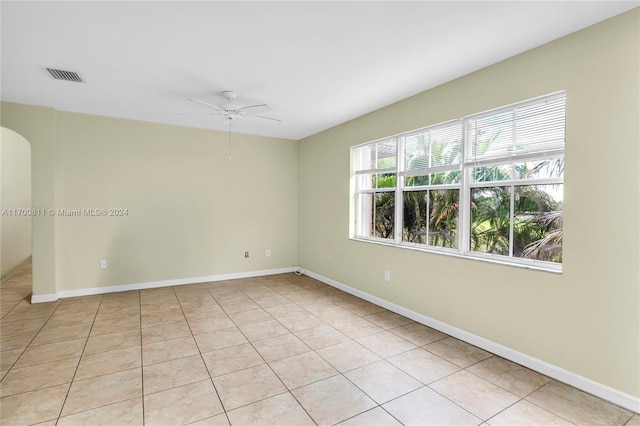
353,92,565,271
354,138,397,239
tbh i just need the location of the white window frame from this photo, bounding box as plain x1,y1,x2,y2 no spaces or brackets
352,92,565,272
353,138,397,240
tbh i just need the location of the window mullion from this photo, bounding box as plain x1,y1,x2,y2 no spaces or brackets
425,190,431,246
460,119,471,254
509,184,515,258
395,136,404,243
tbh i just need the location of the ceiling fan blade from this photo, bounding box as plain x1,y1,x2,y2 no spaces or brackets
236,104,270,113
188,97,225,112
246,115,281,124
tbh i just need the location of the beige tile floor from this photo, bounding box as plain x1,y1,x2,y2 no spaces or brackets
1,262,638,426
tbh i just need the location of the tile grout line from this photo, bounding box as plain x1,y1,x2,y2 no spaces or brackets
138,289,146,426
0,311,57,384
207,276,321,424
269,277,386,425
259,276,327,426
286,276,479,425
177,284,232,425
53,294,103,424
208,280,304,419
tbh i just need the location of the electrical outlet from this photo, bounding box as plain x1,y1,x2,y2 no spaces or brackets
100,260,107,269
266,249,271,257
244,251,249,258
384,270,391,281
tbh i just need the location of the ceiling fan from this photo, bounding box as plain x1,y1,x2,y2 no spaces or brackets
188,91,281,125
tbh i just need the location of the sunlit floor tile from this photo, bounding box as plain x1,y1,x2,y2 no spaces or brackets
295,324,351,350
0,348,24,371
0,383,69,426
227,308,273,326
90,315,140,337
430,370,520,420
389,322,448,346
31,322,91,346
142,335,199,366
141,320,191,345
213,364,287,411
388,347,460,384
362,310,413,329
1,330,37,351
144,380,223,425
344,360,422,404
142,355,209,394
356,330,417,358
75,346,141,380
238,319,289,341
277,311,325,332
189,413,230,426
62,368,142,416
201,342,265,378
526,381,634,426
292,375,376,425
383,386,482,426
0,317,48,335
12,338,84,369
339,407,403,426
467,356,550,397
226,392,315,426
84,328,141,355
487,399,574,425
193,327,247,353
626,414,640,426
251,333,311,362
1,357,78,396
424,337,493,368
57,397,143,426
187,315,235,334
316,340,381,372
270,351,338,390
330,317,384,339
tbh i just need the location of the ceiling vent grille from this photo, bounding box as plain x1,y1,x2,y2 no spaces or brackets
45,68,84,83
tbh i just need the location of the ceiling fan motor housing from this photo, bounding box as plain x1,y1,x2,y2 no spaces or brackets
222,91,237,102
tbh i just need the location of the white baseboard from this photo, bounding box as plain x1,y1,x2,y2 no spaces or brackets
303,269,640,414
30,293,59,303
30,267,295,303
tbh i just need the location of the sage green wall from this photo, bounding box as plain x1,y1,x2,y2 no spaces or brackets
1,128,32,277
298,10,639,398
1,104,298,292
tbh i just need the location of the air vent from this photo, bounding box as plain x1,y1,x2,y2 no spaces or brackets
45,68,84,83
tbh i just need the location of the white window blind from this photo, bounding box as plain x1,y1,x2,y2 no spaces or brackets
465,93,566,165
402,122,462,177
355,138,396,173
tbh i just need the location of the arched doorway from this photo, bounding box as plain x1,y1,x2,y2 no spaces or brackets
1,127,33,308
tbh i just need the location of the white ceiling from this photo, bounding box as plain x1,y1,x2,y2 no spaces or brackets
1,1,637,140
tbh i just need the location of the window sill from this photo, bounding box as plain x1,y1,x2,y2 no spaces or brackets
349,236,562,274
